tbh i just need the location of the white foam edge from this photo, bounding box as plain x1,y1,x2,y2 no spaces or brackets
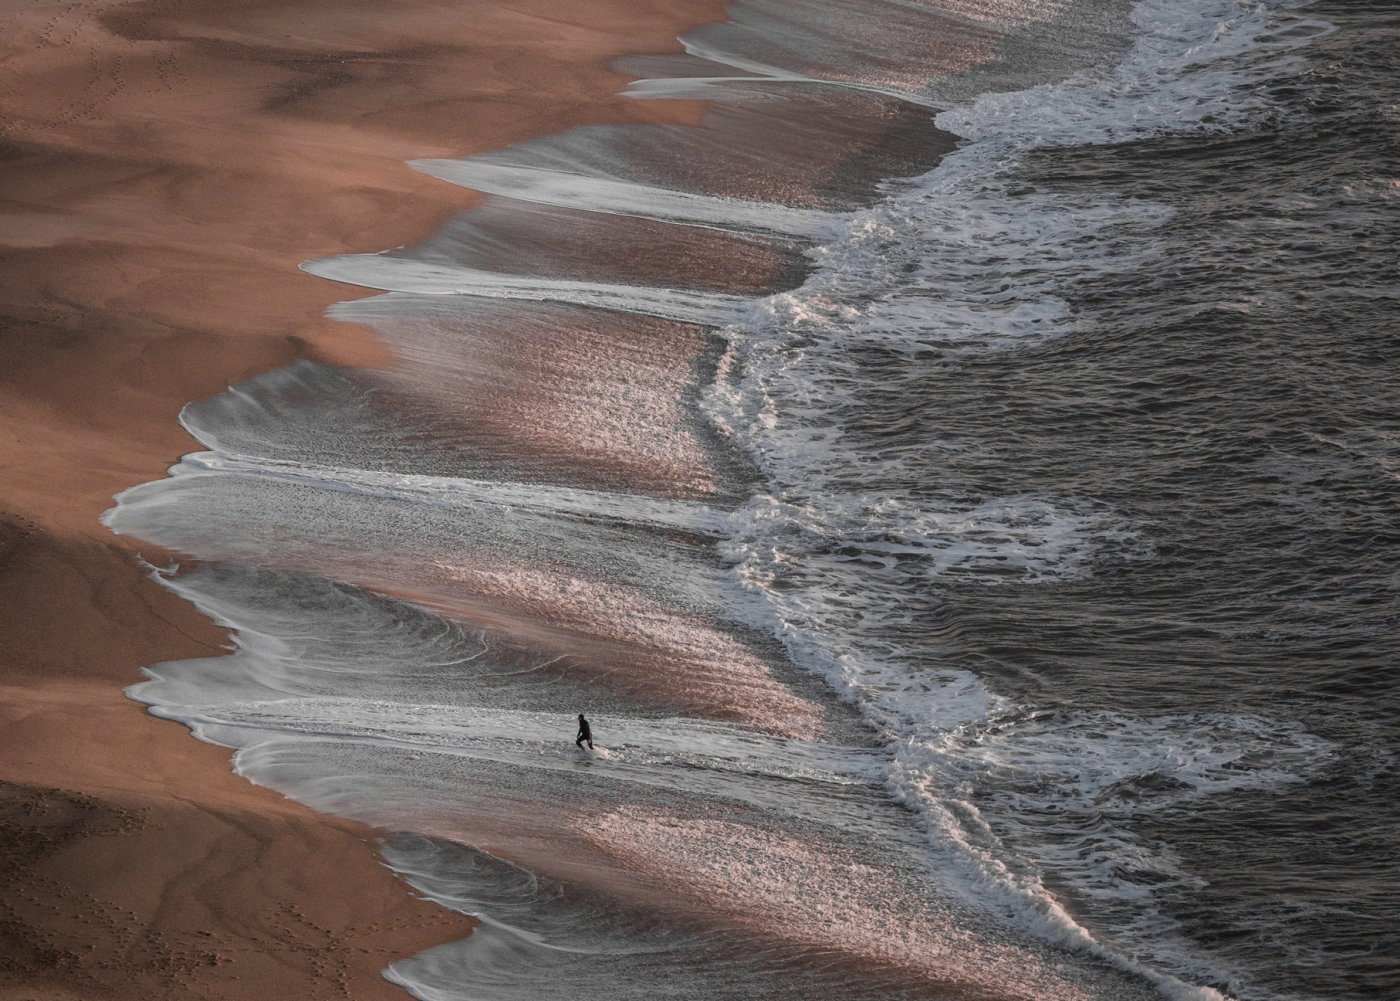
300,254,750,327
411,159,845,240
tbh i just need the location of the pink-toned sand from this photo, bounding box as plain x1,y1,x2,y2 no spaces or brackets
588,805,1093,1001
0,0,731,996
431,556,826,737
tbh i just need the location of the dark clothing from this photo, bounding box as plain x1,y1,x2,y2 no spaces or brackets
576,715,593,749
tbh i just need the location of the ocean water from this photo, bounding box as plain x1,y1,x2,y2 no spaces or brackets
104,0,1399,998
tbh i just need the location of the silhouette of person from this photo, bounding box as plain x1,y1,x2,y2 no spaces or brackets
575,713,594,750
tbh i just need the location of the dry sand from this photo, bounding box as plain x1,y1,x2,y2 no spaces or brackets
0,0,728,996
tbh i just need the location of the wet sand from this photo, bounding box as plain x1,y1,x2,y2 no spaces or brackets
0,0,728,996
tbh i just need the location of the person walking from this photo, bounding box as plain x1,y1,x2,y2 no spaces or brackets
575,713,594,750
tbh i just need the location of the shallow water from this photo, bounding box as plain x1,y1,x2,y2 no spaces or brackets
107,0,1398,998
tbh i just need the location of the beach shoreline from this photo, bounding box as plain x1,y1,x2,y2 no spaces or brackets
0,0,730,996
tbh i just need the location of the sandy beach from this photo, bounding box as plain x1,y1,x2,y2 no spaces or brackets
0,0,727,996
